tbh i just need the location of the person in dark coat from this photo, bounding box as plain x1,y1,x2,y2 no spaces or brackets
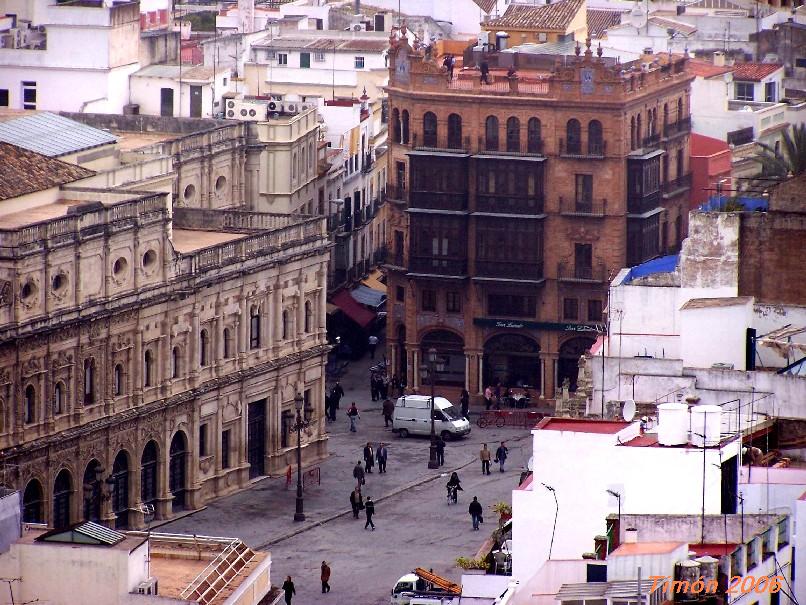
321,561,331,593
382,398,395,427
495,441,509,472
282,576,296,604
331,381,344,409
363,442,375,473
460,389,470,419
480,60,490,84
435,435,445,466
468,497,483,530
349,487,363,519
364,496,375,530
376,442,388,473
353,460,365,486
370,374,379,402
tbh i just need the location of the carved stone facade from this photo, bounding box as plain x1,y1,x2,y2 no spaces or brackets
0,183,330,530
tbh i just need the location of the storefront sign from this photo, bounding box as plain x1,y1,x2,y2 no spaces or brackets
473,318,604,333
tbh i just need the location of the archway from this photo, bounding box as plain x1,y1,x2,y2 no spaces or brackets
82,459,102,522
420,330,465,386
111,451,130,529
53,469,72,529
558,337,595,392
483,333,540,390
22,479,44,524
140,441,159,509
169,432,188,512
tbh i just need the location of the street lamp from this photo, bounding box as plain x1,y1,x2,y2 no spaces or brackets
606,489,622,553
541,483,558,560
292,393,309,522
426,347,440,470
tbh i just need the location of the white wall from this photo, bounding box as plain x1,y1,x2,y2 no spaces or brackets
680,300,753,370
797,498,806,604
361,0,494,37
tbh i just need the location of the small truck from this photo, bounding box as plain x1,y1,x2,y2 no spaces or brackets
391,567,462,605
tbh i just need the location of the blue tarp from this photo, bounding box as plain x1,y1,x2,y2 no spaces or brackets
698,195,769,212
350,284,386,308
623,254,679,284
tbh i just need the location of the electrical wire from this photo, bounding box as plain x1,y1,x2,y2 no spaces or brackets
773,553,799,605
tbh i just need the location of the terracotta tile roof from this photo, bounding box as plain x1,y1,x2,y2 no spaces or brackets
586,9,623,38
472,0,498,14
732,62,783,82
486,0,585,32
647,16,697,36
687,59,733,78
0,142,95,202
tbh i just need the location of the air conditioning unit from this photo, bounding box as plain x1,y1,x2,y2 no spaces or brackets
227,99,267,121
136,578,158,595
351,23,367,31
267,100,282,112
285,102,299,114
299,103,313,113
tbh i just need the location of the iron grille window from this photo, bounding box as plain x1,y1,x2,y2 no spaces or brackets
488,294,536,317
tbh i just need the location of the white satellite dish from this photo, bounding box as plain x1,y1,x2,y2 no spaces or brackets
527,456,533,472
623,399,636,422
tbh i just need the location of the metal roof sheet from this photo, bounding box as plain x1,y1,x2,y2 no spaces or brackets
37,520,126,546
0,112,117,157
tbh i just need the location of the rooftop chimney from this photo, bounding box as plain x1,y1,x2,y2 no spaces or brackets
713,51,725,67
354,0,361,15
624,528,638,544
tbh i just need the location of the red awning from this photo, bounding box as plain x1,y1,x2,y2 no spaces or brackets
331,290,375,329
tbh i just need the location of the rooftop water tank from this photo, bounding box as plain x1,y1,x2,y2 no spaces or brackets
657,402,689,446
675,560,701,601
695,555,719,588
690,404,722,447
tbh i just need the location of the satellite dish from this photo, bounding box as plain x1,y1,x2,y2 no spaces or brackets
623,399,636,422
527,456,533,472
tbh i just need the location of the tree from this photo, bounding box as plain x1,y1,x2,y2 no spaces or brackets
750,124,806,185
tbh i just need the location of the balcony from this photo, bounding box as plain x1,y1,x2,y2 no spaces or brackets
559,139,606,159
373,245,388,265
327,213,344,233
409,191,468,212
642,132,661,150
409,256,468,277
557,262,607,282
362,153,374,174
662,173,692,197
663,117,691,139
559,196,607,217
475,260,544,281
475,194,544,215
388,185,407,202
627,190,662,215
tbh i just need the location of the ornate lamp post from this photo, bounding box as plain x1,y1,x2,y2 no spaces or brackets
292,393,309,522
426,347,440,470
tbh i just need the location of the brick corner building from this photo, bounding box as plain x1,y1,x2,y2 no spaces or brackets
383,35,694,403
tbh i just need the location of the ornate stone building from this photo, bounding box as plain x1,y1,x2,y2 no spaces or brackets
384,37,694,403
0,141,330,530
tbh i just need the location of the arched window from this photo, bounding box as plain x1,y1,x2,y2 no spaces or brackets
677,97,684,122
200,329,209,367
172,346,181,378
423,112,437,147
636,114,642,146
588,120,603,155
114,364,123,396
301,146,306,177
282,310,289,340
566,119,581,154
250,306,260,349
22,479,44,524
663,103,669,128
485,116,499,151
144,350,153,387
83,358,94,404
527,118,542,154
24,385,35,424
630,116,636,151
223,328,233,359
402,110,410,144
392,108,401,143
447,114,462,149
304,300,313,333
53,382,63,415
141,441,159,508
53,470,72,529
506,117,520,152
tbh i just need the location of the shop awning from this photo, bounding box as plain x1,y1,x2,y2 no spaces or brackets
361,269,387,294
331,290,375,329
350,284,386,308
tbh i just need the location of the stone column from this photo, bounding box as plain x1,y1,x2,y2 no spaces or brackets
411,348,419,390
154,438,172,520
273,283,283,354
238,292,248,360
477,356,484,396
129,457,145,529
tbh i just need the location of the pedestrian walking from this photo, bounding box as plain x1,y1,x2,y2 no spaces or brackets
377,442,388,473
364,496,375,530
495,441,509,473
364,442,375,473
382,397,395,427
353,461,365,486
282,576,296,604
484,385,493,411
331,381,344,410
328,394,338,421
435,435,445,467
479,443,492,475
480,60,490,84
460,389,470,419
380,373,389,399
468,497,483,531
368,334,379,359
347,402,360,432
391,374,400,397
349,487,363,518
321,561,331,593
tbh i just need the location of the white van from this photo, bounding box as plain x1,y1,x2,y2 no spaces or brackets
393,395,471,440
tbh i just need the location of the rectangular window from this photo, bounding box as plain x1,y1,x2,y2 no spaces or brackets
278,53,288,66
0,89,8,107
796,57,806,68
446,291,461,313
422,289,436,312
488,294,536,318
574,243,593,279
563,298,579,320
221,430,231,469
735,81,754,101
314,51,326,62
396,285,405,302
304,388,312,421
588,299,603,322
199,424,208,457
22,81,36,110
575,174,593,206
300,52,311,68
765,81,777,103
354,56,365,69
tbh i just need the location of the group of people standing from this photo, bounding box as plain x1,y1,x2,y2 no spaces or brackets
350,441,389,530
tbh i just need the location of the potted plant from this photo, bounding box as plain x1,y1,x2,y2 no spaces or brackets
455,556,487,572
492,502,512,524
